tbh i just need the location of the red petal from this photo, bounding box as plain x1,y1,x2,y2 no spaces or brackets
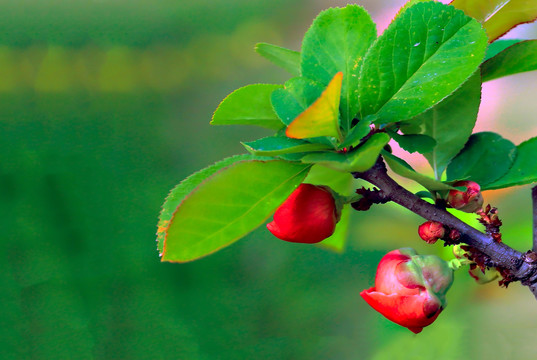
360,288,442,333
375,252,419,296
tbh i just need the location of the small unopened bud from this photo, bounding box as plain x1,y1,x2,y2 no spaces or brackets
418,221,445,244
447,181,483,213
267,184,341,244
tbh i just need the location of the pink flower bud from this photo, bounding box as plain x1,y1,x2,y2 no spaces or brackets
267,183,340,244
418,221,445,244
361,248,453,334
447,181,483,213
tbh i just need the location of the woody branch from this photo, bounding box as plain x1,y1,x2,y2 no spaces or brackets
353,158,537,300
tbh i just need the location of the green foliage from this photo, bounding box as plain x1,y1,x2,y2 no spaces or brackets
271,77,324,126
339,119,371,149
484,137,537,190
482,40,537,82
255,42,301,76
485,39,523,60
388,131,437,154
446,132,517,187
242,136,331,156
383,151,456,192
358,2,487,123
161,159,311,262
300,133,390,173
301,5,376,132
401,73,482,179
160,0,537,263
211,84,284,130
157,155,254,253
285,72,343,141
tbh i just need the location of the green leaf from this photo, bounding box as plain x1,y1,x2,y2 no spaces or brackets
382,151,456,191
446,132,517,187
485,39,523,60
396,0,430,17
451,0,537,42
358,2,487,123
485,137,537,189
482,40,537,82
415,190,435,201
161,159,311,262
271,77,324,126
157,155,253,254
301,133,390,172
400,73,482,179
388,131,436,154
301,5,377,133
304,164,355,194
286,72,343,141
211,84,284,130
242,136,331,156
304,165,355,253
339,119,371,149
255,42,301,76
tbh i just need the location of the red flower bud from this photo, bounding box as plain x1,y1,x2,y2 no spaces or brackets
447,180,483,213
267,183,340,244
361,248,453,334
418,221,445,244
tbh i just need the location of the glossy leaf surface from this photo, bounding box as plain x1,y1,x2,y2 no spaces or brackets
482,40,537,82
301,5,377,132
212,84,284,130
446,132,517,187
358,2,487,123
485,39,523,60
255,42,301,76
389,131,437,154
383,151,455,191
339,119,371,150
301,133,390,172
157,155,252,254
286,72,343,141
242,136,331,156
401,73,481,179
162,159,311,262
271,77,324,126
482,137,537,190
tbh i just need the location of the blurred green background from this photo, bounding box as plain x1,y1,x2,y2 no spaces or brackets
2,0,537,359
